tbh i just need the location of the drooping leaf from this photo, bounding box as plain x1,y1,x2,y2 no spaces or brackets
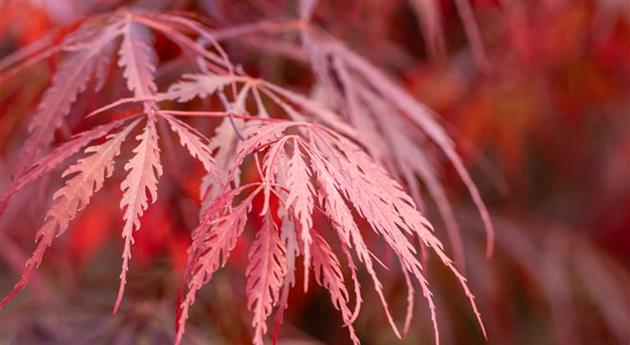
0,10,495,345
18,24,121,174
0,119,129,217
175,187,257,345
119,16,157,99
200,116,244,207
409,0,447,60
310,233,360,345
328,41,495,257
283,140,315,291
162,114,220,178
247,214,287,345
0,119,139,310
116,117,162,312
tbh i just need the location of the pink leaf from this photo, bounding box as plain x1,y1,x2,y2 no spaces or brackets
232,121,294,179
200,117,244,206
0,119,139,310
18,25,118,174
283,140,315,291
165,74,237,102
0,119,128,217
119,16,157,99
310,234,360,345
409,0,447,61
116,117,162,312
176,186,257,345
298,0,318,19
329,41,494,257
247,214,287,345
162,114,220,178
309,137,402,337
